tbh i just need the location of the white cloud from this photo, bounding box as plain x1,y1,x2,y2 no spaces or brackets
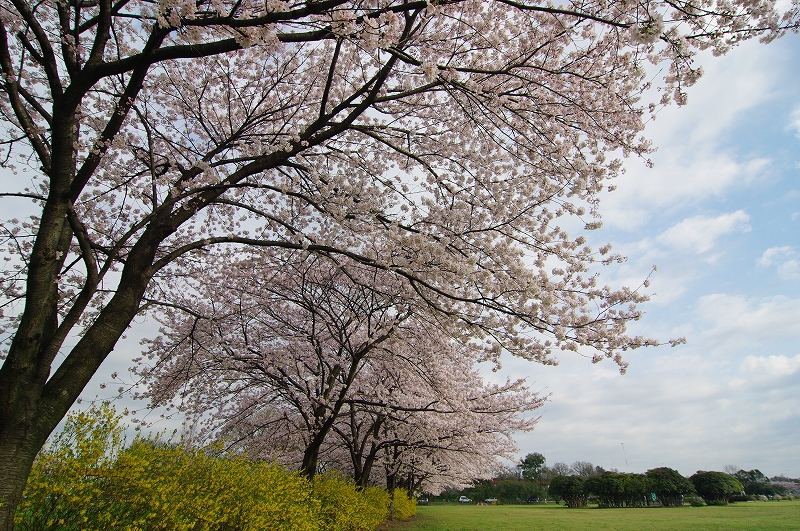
696,294,800,345
740,354,800,380
656,210,750,254
758,246,793,267
601,38,788,230
779,260,800,279
789,107,800,138
512,343,800,476
603,155,768,230
758,246,800,280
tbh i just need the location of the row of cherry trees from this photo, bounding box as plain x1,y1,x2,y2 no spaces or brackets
135,250,544,493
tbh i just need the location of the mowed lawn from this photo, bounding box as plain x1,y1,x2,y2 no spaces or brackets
382,502,800,531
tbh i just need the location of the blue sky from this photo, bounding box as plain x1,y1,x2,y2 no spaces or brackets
508,32,800,478
69,29,800,480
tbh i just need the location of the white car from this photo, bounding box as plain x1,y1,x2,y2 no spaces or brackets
458,496,472,504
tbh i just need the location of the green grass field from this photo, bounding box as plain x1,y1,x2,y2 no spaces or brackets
381,502,800,531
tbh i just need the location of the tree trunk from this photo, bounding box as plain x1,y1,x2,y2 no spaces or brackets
353,443,380,489
0,219,169,530
357,451,377,489
0,424,51,531
298,413,339,478
386,472,397,520
300,441,321,479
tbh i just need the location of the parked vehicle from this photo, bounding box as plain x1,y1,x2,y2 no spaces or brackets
484,498,498,505
458,496,472,504
417,498,429,505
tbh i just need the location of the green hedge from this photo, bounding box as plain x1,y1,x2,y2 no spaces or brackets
15,404,394,531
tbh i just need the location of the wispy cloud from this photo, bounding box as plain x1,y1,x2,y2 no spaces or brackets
696,294,800,345
789,107,800,138
656,211,751,254
510,36,800,479
600,39,784,230
740,354,800,382
758,246,800,280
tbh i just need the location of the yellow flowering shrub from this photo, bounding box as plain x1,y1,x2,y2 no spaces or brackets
312,474,388,531
107,440,319,531
391,488,417,520
14,402,124,531
16,405,396,531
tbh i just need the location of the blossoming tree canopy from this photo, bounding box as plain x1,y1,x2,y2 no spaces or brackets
136,251,544,485
1,0,797,528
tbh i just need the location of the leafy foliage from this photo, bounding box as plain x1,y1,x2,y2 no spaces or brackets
733,469,787,496
390,489,417,521
585,473,648,508
13,403,125,531
517,453,547,481
464,479,546,505
312,474,391,531
690,471,744,505
548,475,588,508
646,467,696,507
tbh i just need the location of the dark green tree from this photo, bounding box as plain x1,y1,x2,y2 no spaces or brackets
492,479,546,504
690,471,743,505
518,453,547,481
646,467,695,507
549,475,588,508
544,462,571,480
585,473,647,507
733,469,786,496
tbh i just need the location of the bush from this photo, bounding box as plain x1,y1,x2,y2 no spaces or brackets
646,467,695,507
110,440,320,531
14,403,125,531
586,472,647,508
16,405,393,531
313,474,389,531
391,488,417,520
549,476,588,508
690,471,743,505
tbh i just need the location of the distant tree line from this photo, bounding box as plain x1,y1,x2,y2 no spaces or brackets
430,454,796,506
550,468,706,508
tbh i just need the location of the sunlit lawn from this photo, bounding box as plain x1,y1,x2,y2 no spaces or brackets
380,501,800,531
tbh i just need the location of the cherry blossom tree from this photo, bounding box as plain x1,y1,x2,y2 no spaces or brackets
1,0,797,527
138,249,542,488
138,251,415,476
329,328,544,491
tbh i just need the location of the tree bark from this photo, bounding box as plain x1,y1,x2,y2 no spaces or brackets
0,417,51,530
